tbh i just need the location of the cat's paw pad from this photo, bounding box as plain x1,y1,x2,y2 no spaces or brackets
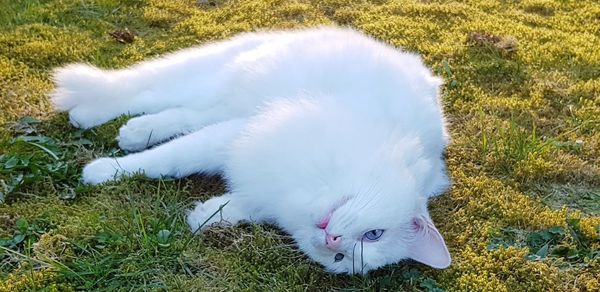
82,158,125,185
117,119,157,152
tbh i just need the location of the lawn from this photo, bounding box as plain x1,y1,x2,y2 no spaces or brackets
1,0,599,290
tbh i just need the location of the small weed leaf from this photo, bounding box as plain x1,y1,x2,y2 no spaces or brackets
565,218,590,248
18,116,41,125
0,174,24,203
15,218,29,232
0,216,52,249
547,226,566,236
0,129,85,202
157,229,171,247
0,238,14,247
526,226,566,260
437,60,459,89
535,242,550,258
15,135,61,160
524,218,598,263
420,278,446,292
546,138,584,154
92,231,124,249
401,267,422,283
7,116,41,135
4,156,19,169
17,135,53,143
11,234,26,245
70,138,93,146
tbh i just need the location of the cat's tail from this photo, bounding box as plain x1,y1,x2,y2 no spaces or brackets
50,64,115,112
50,64,148,128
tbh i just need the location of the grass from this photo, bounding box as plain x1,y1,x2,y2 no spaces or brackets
1,0,599,290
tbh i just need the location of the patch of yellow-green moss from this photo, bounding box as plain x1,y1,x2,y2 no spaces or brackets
0,269,74,292
173,0,331,41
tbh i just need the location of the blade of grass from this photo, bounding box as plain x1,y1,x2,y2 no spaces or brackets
184,200,229,248
24,141,60,160
0,245,85,282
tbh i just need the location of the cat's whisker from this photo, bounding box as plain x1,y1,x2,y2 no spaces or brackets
352,172,386,207
352,241,357,274
361,238,365,275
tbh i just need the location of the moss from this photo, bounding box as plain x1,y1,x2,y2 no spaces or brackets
0,57,53,129
174,0,330,41
0,24,95,68
1,0,599,290
32,233,73,262
0,268,74,292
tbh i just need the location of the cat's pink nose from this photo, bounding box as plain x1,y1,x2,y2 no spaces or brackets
325,234,342,250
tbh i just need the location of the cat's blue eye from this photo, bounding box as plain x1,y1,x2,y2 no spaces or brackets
363,229,385,241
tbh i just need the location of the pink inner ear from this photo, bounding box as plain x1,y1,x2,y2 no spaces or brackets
407,216,451,269
317,211,332,229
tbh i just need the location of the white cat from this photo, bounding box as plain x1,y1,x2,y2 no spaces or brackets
51,27,451,274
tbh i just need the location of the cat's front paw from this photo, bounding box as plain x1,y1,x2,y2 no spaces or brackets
117,118,158,152
187,196,242,232
82,158,125,185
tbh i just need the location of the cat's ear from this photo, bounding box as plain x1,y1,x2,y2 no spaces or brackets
407,216,451,269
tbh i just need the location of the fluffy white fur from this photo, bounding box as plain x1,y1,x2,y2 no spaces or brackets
51,27,451,274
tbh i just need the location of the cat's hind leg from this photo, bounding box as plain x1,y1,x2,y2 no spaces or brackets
82,118,246,184
117,107,234,152
187,193,260,232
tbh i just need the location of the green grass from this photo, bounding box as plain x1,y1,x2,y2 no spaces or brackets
1,0,599,290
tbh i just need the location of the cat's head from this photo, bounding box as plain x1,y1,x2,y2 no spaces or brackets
292,190,451,274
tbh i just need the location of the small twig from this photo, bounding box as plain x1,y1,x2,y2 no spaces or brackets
145,130,154,149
